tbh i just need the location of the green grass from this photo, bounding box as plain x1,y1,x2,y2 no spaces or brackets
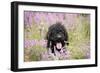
29,45,47,61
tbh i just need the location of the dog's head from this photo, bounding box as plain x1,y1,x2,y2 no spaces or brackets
46,23,69,53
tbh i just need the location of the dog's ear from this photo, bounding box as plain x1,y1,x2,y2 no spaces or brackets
64,31,68,41
46,31,52,48
47,40,49,48
61,25,69,42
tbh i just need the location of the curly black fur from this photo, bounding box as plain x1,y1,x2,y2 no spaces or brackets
46,23,69,54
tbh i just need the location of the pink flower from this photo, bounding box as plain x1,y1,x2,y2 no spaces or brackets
24,11,34,26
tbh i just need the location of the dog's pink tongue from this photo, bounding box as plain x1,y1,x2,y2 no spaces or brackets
56,43,62,49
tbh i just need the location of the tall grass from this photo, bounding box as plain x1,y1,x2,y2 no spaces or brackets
67,15,90,59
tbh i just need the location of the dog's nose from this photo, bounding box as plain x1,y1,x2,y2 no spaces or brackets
57,34,62,38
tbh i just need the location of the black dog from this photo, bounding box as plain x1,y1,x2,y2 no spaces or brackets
46,23,69,55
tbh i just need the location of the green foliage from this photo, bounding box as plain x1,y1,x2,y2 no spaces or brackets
29,45,47,61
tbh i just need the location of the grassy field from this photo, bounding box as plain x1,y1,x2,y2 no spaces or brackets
24,12,90,62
